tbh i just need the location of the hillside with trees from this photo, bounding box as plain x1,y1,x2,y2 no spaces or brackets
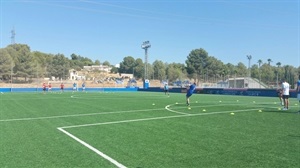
0,44,299,88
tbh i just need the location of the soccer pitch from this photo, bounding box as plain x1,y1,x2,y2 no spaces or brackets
0,91,299,168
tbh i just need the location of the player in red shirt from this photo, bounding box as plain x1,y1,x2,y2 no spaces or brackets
42,82,47,94
60,83,64,92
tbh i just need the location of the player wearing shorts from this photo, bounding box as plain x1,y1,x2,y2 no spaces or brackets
73,82,77,92
186,82,196,106
164,83,169,96
48,83,52,92
42,82,47,94
276,88,283,106
297,75,300,112
281,79,290,110
60,83,64,92
82,82,86,92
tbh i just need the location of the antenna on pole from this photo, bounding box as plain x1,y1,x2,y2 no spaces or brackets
11,27,16,45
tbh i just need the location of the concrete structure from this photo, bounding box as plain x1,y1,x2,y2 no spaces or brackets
228,77,267,88
69,69,86,80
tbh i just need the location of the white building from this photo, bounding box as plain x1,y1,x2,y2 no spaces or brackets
83,65,112,72
69,69,86,80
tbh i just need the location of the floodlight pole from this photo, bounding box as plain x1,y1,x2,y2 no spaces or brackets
247,55,252,77
36,63,38,92
276,71,279,88
11,27,15,45
132,67,134,78
141,41,151,79
10,62,13,92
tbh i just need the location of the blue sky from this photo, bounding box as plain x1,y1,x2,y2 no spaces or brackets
1,0,299,67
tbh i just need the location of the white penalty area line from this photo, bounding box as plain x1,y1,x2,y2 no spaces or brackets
57,127,127,168
59,108,260,129
57,108,259,168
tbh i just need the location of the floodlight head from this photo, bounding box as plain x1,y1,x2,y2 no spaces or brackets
141,41,151,49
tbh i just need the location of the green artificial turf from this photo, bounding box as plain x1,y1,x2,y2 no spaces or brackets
0,91,299,168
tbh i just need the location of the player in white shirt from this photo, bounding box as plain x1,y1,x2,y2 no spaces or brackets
281,79,290,110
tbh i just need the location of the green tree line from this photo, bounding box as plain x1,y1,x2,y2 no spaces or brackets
0,44,299,88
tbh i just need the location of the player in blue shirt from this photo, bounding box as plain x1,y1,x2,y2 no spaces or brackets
297,75,300,112
82,82,86,92
73,82,77,92
186,82,196,106
164,83,169,96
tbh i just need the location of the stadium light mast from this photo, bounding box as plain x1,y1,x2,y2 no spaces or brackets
11,62,13,92
247,55,252,77
141,41,151,79
11,27,16,45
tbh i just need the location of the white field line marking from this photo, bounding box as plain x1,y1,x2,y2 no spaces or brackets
59,108,260,129
165,105,189,115
58,108,259,167
0,108,165,122
164,103,253,114
57,128,127,168
0,101,284,122
70,94,168,99
166,102,290,111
